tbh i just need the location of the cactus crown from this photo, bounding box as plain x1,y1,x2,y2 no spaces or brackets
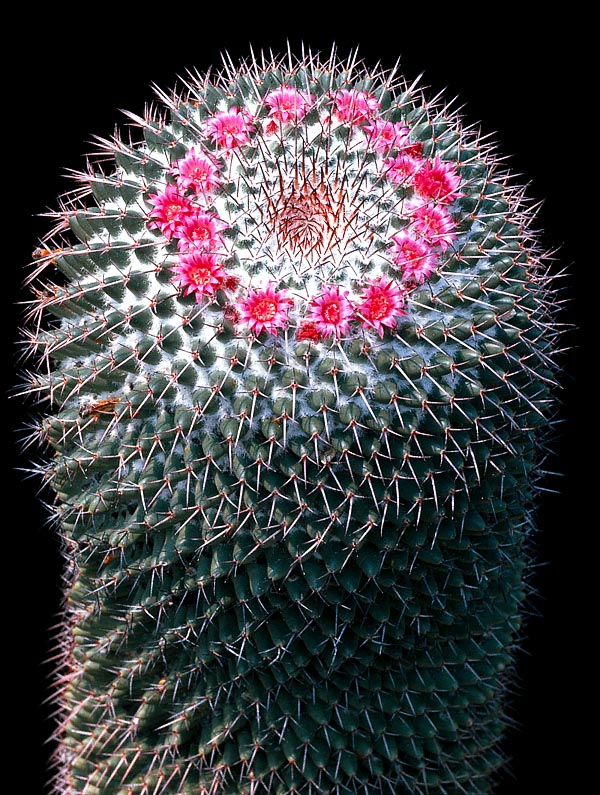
24,46,560,795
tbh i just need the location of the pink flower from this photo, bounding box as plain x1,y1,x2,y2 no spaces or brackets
176,210,227,252
413,156,462,204
332,89,379,125
239,284,294,335
264,86,313,125
390,231,438,283
364,119,410,151
307,286,354,339
357,278,406,337
147,185,194,238
384,153,422,185
408,202,457,252
171,148,220,195
171,252,227,299
205,107,252,150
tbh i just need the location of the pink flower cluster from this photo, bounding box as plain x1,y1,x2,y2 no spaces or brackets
237,279,407,340
147,144,234,302
320,90,463,286
332,89,380,125
145,87,464,340
307,281,407,339
388,157,462,284
146,106,261,304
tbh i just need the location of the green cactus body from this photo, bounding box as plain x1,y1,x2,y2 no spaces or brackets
26,49,559,794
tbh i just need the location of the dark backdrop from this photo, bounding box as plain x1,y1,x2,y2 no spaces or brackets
4,13,586,794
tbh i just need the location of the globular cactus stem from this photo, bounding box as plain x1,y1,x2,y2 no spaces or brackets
22,46,562,795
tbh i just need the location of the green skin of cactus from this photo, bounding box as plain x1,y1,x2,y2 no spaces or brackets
28,52,558,795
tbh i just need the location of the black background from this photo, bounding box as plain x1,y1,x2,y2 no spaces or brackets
4,12,587,794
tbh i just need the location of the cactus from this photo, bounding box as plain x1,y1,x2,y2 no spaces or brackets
23,47,561,794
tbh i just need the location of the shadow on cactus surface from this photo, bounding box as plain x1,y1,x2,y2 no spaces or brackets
21,46,565,794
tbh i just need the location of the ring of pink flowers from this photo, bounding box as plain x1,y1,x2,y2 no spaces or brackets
145,87,462,338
